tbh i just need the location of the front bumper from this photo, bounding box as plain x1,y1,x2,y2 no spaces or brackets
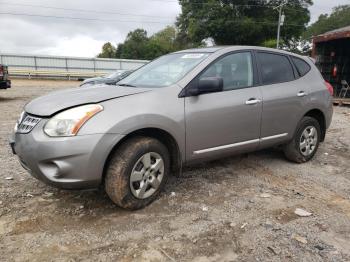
10,120,124,189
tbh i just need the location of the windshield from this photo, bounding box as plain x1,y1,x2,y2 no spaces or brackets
117,53,210,88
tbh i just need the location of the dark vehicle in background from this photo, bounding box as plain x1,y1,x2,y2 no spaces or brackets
80,70,133,87
0,65,11,89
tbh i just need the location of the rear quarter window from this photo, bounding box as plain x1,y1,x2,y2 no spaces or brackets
291,56,311,77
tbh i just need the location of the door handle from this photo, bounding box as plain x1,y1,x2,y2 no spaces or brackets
297,91,308,97
245,98,261,105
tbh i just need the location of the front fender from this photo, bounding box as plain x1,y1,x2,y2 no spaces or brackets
78,86,186,159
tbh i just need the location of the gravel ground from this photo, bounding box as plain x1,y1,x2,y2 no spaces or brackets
0,80,350,262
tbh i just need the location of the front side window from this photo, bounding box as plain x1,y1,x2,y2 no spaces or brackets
257,52,295,85
118,53,210,88
291,56,311,77
200,52,254,91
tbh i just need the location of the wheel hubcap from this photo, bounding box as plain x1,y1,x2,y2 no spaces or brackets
130,152,164,199
299,126,318,156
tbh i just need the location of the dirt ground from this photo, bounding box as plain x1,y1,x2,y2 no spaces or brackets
0,79,350,262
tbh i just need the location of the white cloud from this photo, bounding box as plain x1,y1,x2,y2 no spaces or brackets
0,0,179,56
0,0,347,56
309,0,350,23
37,35,106,57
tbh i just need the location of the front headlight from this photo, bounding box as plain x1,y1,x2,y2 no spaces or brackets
44,104,103,137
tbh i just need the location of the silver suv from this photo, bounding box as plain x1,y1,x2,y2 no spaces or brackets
10,46,333,210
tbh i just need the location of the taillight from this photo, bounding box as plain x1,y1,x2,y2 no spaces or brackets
0,66,3,77
325,81,334,96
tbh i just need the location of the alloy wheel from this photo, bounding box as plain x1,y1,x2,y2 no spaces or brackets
299,126,318,156
130,152,164,199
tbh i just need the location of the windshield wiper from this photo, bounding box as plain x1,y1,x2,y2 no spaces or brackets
118,83,136,87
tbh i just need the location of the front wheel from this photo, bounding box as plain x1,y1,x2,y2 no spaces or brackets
283,116,321,163
105,137,170,210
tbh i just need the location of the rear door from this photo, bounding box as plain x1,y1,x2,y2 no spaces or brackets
185,51,263,162
256,51,308,148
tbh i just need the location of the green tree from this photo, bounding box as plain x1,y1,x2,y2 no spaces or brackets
261,39,278,48
304,5,350,39
116,29,150,60
176,0,312,47
98,26,190,60
146,26,185,59
152,26,176,49
135,26,175,59
282,37,311,55
97,42,117,58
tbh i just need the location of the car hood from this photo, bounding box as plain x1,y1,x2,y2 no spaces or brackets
25,84,150,117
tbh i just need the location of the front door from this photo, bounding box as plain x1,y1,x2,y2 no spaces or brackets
185,51,263,162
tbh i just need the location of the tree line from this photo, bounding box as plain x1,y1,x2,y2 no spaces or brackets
98,1,350,60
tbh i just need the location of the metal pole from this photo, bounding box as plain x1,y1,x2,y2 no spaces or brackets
34,56,38,70
276,0,287,49
277,6,282,49
65,58,68,72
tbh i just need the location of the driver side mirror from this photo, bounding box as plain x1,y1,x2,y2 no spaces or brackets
188,77,223,96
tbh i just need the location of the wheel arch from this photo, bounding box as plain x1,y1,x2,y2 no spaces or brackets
304,109,326,142
102,127,182,183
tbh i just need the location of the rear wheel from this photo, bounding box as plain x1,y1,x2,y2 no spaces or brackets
105,137,170,210
283,116,321,163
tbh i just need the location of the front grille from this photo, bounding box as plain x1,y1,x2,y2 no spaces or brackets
16,113,41,134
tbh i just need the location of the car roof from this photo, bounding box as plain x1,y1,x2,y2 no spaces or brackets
175,45,306,59
175,47,225,53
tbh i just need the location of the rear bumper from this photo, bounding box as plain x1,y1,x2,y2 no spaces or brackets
10,121,124,189
0,80,11,89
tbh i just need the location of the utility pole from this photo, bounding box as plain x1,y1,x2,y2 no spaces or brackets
275,0,287,49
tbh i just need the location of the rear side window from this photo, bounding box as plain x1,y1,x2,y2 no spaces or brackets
257,52,295,85
291,56,311,77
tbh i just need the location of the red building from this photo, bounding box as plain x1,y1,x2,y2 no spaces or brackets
312,26,350,96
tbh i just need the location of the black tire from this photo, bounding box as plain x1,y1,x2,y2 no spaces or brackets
283,116,321,163
105,136,170,210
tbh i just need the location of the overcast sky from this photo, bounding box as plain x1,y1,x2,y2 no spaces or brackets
0,0,348,57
